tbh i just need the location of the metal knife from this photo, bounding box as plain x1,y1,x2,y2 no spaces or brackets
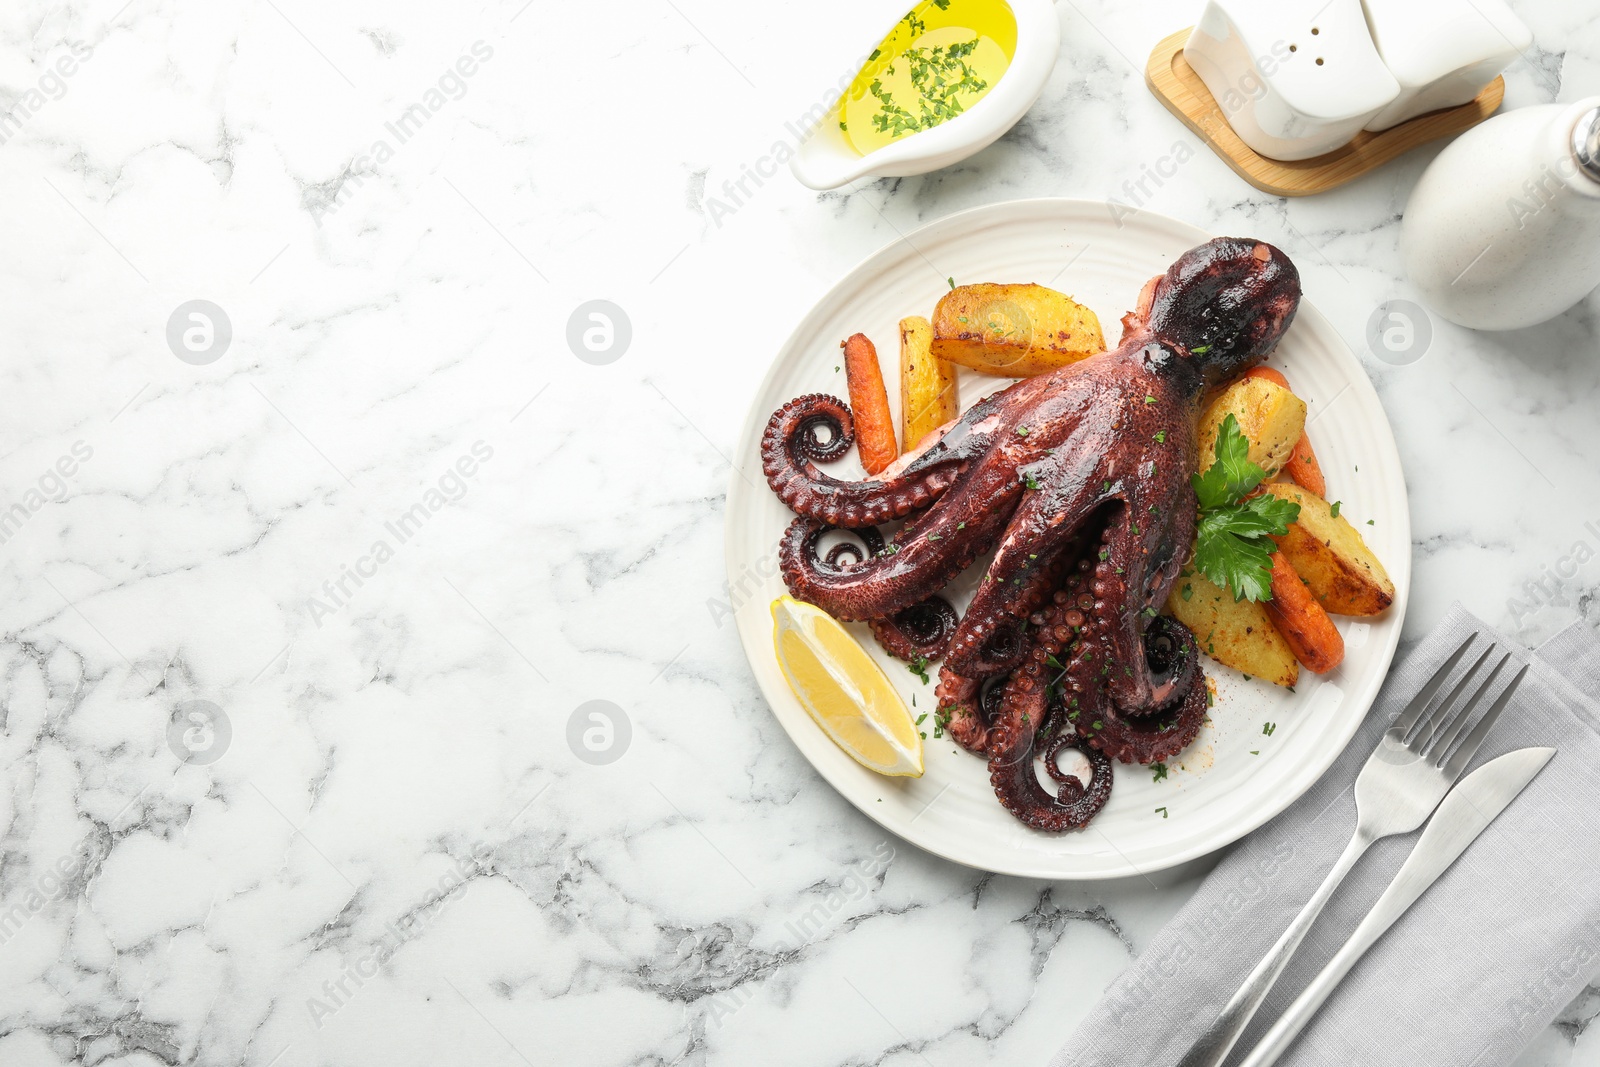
1234,746,1557,1067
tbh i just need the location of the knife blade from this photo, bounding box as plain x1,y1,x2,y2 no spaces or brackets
1235,746,1557,1067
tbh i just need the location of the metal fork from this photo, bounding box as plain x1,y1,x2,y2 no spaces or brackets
1175,633,1528,1067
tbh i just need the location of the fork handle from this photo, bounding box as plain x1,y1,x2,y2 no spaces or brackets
1232,910,1388,1067
1174,830,1372,1067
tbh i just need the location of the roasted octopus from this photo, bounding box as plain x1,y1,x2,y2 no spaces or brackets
761,238,1301,832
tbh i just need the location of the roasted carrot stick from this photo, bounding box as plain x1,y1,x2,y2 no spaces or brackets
1265,551,1344,674
842,333,898,475
1244,365,1291,390
1245,366,1326,496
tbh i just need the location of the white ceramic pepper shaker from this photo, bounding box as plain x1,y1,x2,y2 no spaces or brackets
1402,97,1600,330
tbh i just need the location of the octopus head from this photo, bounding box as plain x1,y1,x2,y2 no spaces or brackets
1146,237,1302,385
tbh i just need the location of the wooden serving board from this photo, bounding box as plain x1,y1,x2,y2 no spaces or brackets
1145,27,1505,197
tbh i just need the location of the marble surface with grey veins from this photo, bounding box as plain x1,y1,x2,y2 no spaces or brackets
0,0,1598,1064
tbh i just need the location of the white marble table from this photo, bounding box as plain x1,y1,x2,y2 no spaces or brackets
1,0,1597,1064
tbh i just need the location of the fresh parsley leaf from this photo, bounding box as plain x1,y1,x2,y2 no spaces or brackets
1196,525,1279,593
1329,500,1342,518
1189,414,1300,602
1191,414,1267,509
1198,495,1300,541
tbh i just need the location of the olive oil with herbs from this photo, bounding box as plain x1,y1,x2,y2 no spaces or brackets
840,0,1017,156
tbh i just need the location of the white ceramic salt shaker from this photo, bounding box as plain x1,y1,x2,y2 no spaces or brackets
1402,97,1600,331
1361,0,1531,132
1183,0,1399,161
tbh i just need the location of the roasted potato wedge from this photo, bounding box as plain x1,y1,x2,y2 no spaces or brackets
930,283,1104,377
1198,377,1307,476
1262,483,1396,616
899,316,958,449
1166,571,1299,688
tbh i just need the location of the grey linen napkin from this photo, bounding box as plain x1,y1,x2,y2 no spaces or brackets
1053,605,1600,1067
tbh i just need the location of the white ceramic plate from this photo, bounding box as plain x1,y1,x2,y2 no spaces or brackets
725,199,1410,879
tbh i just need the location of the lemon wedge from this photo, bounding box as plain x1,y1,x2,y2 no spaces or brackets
770,595,924,778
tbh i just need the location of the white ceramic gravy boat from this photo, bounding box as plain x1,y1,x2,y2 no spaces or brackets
788,0,1061,190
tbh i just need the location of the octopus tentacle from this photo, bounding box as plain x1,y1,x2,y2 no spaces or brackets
1082,664,1209,765
1095,485,1196,714
942,545,1070,677
776,440,1032,621
941,476,1099,678
935,668,1015,754
819,526,885,569
935,668,988,753
987,566,1112,831
761,394,985,528
1043,734,1112,793
868,596,959,662
942,433,1114,677
1124,615,1201,717
778,504,1004,621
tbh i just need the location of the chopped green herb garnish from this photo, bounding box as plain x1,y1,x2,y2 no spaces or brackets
1190,414,1300,602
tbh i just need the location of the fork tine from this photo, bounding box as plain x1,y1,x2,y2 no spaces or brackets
1406,646,1494,750
1390,632,1479,735
1425,653,1510,761
1441,664,1530,779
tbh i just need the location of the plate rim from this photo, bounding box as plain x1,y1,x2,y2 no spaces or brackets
724,196,1410,880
